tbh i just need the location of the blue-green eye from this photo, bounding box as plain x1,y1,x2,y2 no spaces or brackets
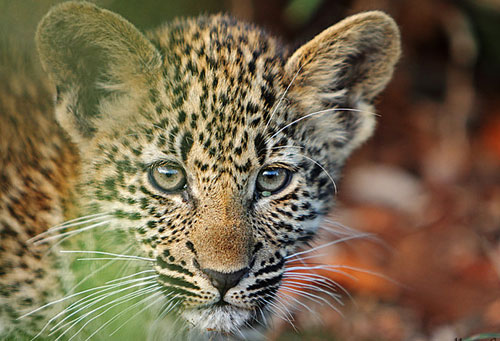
149,164,187,193
256,167,291,195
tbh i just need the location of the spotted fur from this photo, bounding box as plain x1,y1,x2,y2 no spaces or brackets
0,1,400,339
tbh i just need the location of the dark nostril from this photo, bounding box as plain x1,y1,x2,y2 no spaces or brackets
201,267,249,297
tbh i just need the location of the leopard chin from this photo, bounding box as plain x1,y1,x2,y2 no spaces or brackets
182,305,254,334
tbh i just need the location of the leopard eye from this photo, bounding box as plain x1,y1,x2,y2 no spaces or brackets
149,164,187,193
256,167,291,196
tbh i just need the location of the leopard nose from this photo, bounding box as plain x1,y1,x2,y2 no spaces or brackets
201,267,249,297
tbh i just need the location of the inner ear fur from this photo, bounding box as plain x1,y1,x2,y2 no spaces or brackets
285,11,401,107
284,11,401,157
36,1,162,139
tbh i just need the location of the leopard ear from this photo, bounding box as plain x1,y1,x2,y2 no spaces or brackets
284,11,400,159
36,1,162,143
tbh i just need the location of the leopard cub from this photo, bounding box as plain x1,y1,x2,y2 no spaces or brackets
0,1,400,339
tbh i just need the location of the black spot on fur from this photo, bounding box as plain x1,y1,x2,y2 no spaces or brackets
180,132,193,161
254,133,266,165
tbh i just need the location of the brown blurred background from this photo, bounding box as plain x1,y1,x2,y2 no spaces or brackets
1,0,499,340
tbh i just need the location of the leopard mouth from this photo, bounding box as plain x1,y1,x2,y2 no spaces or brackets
181,304,254,334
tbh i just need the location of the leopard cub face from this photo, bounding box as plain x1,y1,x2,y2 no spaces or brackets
36,1,400,335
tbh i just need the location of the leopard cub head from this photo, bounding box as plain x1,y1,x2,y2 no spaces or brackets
37,1,400,335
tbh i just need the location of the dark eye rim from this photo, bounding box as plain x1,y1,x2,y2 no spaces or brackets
255,166,293,196
148,162,187,194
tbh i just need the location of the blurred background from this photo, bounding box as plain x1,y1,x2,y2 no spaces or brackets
1,0,499,340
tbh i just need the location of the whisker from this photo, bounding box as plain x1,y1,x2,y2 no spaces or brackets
25,275,159,339
285,253,328,262
67,246,135,294
321,218,390,249
265,108,335,144
105,269,156,284
265,107,377,144
319,264,402,287
242,319,267,340
261,301,289,327
156,294,181,320
59,250,154,262
296,152,338,195
28,213,111,243
281,280,343,305
33,220,111,245
268,145,302,152
280,286,343,317
256,306,268,328
63,286,161,341
283,272,352,300
107,291,166,337
49,279,159,334
275,290,316,315
288,264,400,287
266,145,338,195
285,232,374,260
273,297,298,332
75,257,152,262
52,283,160,339
84,290,166,341
48,212,110,227
61,280,157,322
264,64,304,131
285,265,358,281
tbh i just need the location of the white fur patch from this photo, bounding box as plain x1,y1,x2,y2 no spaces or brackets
182,305,252,334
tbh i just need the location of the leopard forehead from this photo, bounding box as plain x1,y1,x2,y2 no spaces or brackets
146,15,290,166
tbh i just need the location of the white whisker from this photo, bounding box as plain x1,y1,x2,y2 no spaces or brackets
264,64,304,131
107,291,165,337
285,232,373,260
49,279,159,334
156,294,180,320
64,286,161,341
284,253,327,262
26,275,159,339
280,286,343,317
75,257,150,261
85,290,165,341
53,284,160,340
267,145,338,195
283,272,352,300
105,269,156,284
281,280,343,305
259,296,294,328
296,152,338,194
67,246,135,294
265,107,379,144
28,214,111,243
285,265,358,281
33,220,110,245
321,218,390,249
59,250,154,261
276,290,316,315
